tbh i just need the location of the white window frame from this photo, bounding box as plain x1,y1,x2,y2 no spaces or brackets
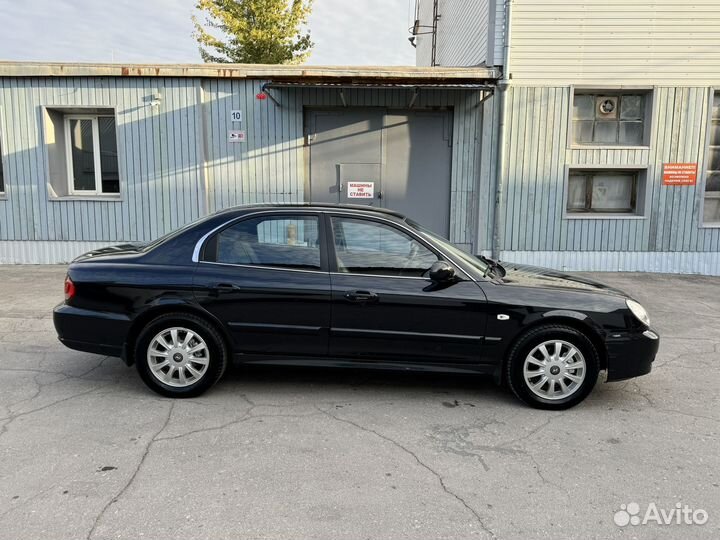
700,87,720,228
563,164,651,220
568,86,654,149
64,114,116,196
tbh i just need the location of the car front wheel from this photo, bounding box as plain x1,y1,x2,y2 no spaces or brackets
506,324,600,410
135,313,228,398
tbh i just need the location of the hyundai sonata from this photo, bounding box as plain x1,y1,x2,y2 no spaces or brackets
53,204,659,409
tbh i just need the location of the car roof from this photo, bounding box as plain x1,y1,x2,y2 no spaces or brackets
218,203,407,220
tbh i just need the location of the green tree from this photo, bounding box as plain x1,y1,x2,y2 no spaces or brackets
193,0,314,64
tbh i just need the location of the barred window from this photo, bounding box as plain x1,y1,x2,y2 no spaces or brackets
572,93,648,146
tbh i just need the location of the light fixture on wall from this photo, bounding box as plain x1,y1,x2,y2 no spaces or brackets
407,0,440,65
148,92,162,108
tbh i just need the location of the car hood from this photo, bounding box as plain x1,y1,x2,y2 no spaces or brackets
73,243,146,262
497,263,628,297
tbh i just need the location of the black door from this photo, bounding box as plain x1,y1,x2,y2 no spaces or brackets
193,213,331,357
326,214,488,364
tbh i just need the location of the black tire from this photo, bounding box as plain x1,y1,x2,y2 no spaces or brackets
506,324,600,410
134,312,228,398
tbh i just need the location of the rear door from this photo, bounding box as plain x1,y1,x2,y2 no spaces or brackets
326,214,488,364
193,212,331,357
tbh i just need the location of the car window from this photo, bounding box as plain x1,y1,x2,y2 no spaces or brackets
407,219,491,279
211,215,321,270
331,217,438,277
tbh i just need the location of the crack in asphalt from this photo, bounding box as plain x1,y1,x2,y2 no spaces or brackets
1,358,113,413
0,356,120,385
316,405,497,539
0,383,112,439
84,401,327,537
155,409,323,443
526,453,571,501
497,414,559,448
0,481,65,522
656,408,720,424
86,401,176,540
428,420,520,473
653,341,719,370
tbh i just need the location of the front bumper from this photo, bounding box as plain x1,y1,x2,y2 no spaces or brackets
53,302,130,358
605,327,660,382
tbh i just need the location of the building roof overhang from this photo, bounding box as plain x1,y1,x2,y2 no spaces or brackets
0,61,499,86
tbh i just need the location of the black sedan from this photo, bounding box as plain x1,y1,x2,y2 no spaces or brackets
53,204,659,409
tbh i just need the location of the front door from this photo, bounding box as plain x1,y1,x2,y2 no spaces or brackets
326,214,488,364
306,109,384,207
193,213,330,357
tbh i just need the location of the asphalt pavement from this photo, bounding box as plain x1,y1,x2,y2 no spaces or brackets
0,266,718,539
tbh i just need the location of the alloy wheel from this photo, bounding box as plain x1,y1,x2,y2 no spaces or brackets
147,327,210,388
523,339,587,400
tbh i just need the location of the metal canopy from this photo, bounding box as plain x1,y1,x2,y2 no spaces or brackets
263,81,494,90
261,81,495,108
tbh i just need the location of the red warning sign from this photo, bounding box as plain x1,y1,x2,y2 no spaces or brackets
662,163,698,186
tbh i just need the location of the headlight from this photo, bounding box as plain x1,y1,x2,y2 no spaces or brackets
626,299,650,327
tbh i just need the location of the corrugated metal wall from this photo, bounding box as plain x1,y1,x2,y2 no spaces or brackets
0,76,489,257
0,77,205,244
498,85,720,253
490,0,505,67
415,0,494,67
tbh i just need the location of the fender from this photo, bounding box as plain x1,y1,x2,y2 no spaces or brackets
123,296,233,366
490,309,608,384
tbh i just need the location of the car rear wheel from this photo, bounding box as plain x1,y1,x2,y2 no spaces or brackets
135,313,228,398
506,324,600,410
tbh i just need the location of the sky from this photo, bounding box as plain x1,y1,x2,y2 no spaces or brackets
0,0,417,66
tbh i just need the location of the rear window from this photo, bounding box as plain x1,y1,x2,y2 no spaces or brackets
141,213,218,252
204,215,321,271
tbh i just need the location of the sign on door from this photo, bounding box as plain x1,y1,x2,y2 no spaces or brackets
347,182,374,199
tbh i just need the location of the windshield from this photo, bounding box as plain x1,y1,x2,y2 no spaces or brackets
406,219,493,278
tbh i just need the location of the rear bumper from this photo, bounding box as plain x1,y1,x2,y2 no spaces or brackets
605,327,660,382
53,303,130,358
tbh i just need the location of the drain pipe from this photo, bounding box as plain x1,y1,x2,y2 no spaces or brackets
491,0,513,259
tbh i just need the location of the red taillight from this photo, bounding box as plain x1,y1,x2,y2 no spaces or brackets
64,275,76,301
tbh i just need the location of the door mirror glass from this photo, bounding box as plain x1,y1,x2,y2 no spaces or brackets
428,261,456,282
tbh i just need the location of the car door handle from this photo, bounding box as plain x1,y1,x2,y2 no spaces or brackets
213,283,239,292
344,290,379,303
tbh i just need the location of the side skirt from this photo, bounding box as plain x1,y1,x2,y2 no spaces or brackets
233,354,496,376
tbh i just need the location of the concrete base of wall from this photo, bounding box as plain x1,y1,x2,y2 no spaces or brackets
0,241,111,264
499,250,720,276
2,241,719,276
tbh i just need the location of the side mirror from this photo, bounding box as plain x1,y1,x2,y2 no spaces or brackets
429,261,456,282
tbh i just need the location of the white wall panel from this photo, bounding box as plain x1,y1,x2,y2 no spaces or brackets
510,0,720,84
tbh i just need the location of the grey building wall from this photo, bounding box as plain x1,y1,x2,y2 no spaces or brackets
0,75,492,262
415,0,496,67
495,85,720,274
414,0,720,274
